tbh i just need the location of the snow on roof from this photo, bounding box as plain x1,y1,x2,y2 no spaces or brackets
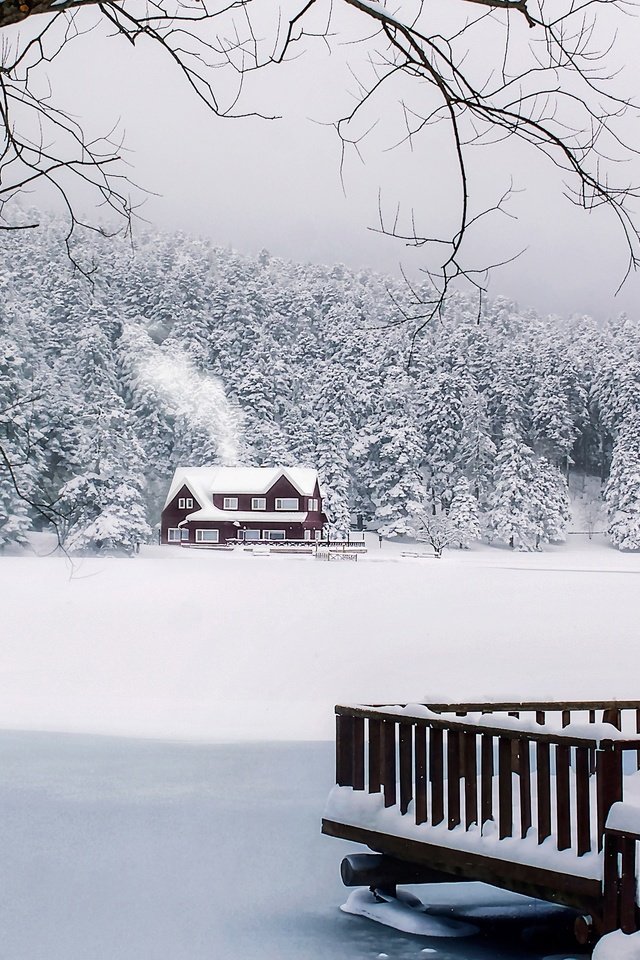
182,509,309,524
163,466,320,509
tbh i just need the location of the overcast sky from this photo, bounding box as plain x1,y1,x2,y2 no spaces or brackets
30,1,640,320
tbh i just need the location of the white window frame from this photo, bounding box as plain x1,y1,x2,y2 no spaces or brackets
223,497,239,510
241,529,261,542
314,529,322,540
178,497,194,509
275,497,299,511
263,529,286,541
168,528,182,542
196,529,220,543
181,528,190,541
251,497,266,511
308,498,319,512
304,529,312,541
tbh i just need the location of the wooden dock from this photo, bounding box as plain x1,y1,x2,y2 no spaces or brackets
322,700,640,943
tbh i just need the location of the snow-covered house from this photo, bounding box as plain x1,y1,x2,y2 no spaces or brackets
161,466,326,545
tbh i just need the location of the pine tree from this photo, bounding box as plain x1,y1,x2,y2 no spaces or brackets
0,336,34,547
315,413,352,537
58,399,152,554
448,477,481,548
458,390,496,507
486,426,540,550
605,414,640,550
532,458,571,545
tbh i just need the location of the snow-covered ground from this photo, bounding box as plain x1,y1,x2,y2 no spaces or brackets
2,533,639,958
1,533,638,742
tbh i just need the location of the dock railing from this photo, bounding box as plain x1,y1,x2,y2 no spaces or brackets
603,805,640,933
334,701,640,862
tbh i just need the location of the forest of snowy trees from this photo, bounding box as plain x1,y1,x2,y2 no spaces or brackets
1,217,640,554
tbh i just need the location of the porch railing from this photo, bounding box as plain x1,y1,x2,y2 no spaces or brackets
603,806,640,933
334,702,640,862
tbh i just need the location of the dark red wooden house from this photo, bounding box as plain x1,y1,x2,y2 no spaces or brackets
161,466,326,545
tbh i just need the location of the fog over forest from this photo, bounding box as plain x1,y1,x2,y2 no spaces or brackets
2,218,640,553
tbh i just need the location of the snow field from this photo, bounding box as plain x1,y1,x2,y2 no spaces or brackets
1,533,639,742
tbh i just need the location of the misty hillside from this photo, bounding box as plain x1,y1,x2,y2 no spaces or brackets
1,219,640,552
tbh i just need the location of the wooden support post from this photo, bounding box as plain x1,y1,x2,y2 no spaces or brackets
620,836,638,934
518,738,531,838
415,725,427,825
464,732,478,829
575,745,591,856
537,741,551,844
399,723,413,815
447,730,461,830
430,727,444,826
498,736,513,840
597,743,623,850
336,713,354,787
382,720,396,808
603,708,622,730
352,716,365,791
556,743,571,851
369,718,381,794
481,734,493,830
602,832,620,934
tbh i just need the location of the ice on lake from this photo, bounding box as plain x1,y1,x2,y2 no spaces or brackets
0,733,590,960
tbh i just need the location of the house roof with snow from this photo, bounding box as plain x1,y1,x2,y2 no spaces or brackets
163,465,321,511
180,509,308,525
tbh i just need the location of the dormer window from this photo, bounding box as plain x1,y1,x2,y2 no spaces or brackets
308,498,319,512
251,497,266,510
223,497,239,510
275,497,299,511
178,497,193,510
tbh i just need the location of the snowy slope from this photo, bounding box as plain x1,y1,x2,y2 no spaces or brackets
1,533,638,741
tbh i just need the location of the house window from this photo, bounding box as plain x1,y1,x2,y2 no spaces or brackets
181,529,190,542
314,529,322,540
168,528,182,542
275,497,299,511
223,497,238,510
240,529,261,541
263,530,286,541
308,498,319,512
304,529,312,540
178,497,193,509
196,529,219,543
251,497,266,510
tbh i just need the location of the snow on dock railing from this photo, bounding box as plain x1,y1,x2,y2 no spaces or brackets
325,700,640,942
331,701,640,864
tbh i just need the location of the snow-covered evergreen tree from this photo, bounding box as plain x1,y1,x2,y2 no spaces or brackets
458,390,496,507
486,426,540,550
316,418,351,537
58,399,151,554
605,413,640,550
448,477,481,548
0,336,34,547
533,458,571,545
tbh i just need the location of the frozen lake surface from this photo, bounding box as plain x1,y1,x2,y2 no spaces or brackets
0,733,589,960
